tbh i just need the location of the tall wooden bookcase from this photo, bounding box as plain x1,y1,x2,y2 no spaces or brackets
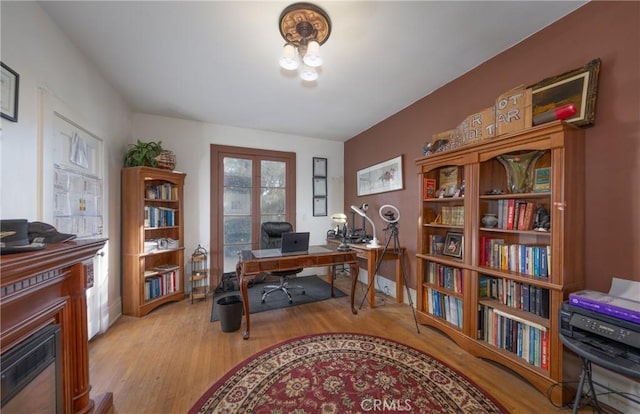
416,121,584,404
122,166,186,317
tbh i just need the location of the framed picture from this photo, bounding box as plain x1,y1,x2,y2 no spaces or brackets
442,232,463,259
357,155,403,196
533,167,551,193
313,157,327,177
439,166,460,197
313,197,327,217
313,177,327,197
530,58,601,127
1,62,19,122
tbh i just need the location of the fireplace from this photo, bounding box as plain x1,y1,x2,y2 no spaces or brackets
0,239,112,414
1,324,62,413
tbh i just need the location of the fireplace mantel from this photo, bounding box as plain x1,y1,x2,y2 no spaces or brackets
1,239,112,414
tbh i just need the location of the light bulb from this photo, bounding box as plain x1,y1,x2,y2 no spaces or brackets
300,64,318,82
302,40,322,67
279,44,299,71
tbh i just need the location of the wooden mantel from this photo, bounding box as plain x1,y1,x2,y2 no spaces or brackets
1,239,113,414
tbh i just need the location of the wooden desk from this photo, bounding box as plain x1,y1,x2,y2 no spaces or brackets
326,239,405,308
236,246,359,339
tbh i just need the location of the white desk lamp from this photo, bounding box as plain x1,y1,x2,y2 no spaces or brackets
350,205,380,248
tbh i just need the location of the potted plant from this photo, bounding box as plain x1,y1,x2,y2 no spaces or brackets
123,140,164,168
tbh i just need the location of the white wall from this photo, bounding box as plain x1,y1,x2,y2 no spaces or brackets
1,2,344,326
1,2,131,324
131,113,345,276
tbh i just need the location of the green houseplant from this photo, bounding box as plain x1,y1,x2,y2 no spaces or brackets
123,140,163,168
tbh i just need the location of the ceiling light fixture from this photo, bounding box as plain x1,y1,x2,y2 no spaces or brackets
278,2,331,82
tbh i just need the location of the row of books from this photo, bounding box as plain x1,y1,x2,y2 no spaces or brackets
144,265,179,300
424,262,463,293
145,183,178,201
144,206,177,228
489,199,538,230
440,206,464,226
479,237,550,278
479,276,550,318
478,305,549,371
426,288,463,328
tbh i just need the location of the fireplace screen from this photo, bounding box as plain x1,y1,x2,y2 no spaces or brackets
1,324,62,413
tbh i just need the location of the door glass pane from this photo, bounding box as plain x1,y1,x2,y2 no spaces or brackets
260,161,285,187
260,188,285,215
224,158,252,186
260,160,286,222
223,187,250,215
223,216,251,244
223,157,252,272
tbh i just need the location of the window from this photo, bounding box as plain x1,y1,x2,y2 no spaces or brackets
211,145,296,275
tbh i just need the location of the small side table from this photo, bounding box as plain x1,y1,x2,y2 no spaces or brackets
190,245,209,303
560,332,640,414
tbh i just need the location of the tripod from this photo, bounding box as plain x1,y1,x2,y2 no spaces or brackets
358,214,420,334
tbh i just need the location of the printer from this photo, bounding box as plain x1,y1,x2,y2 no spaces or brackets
560,290,640,379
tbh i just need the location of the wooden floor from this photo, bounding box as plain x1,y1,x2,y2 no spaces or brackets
88,276,589,413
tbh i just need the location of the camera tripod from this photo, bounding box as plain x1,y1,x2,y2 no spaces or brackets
358,212,420,334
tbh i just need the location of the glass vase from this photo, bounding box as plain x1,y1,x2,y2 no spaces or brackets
496,150,545,193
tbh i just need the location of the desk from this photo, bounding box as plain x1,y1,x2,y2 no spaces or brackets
326,239,405,308
560,333,640,414
236,246,359,339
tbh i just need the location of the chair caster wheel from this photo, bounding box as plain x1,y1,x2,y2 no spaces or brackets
288,300,293,304
302,290,306,295
261,299,265,303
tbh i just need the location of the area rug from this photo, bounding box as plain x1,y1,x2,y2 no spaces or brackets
189,332,507,413
210,275,346,322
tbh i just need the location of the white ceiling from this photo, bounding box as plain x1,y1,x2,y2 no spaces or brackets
39,1,586,142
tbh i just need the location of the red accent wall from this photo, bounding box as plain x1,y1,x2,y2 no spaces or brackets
344,2,640,292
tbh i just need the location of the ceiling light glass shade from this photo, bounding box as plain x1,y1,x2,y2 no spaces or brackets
302,40,322,67
279,43,299,70
300,64,318,82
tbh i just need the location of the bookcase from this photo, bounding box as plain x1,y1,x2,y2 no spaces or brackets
416,121,584,404
122,166,186,317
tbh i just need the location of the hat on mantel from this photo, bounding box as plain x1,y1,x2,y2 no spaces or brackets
28,221,76,244
0,219,46,254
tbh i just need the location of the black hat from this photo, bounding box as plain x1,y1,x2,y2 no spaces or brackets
28,222,76,244
0,219,46,254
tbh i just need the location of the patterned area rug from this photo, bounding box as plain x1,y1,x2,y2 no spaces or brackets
189,333,507,413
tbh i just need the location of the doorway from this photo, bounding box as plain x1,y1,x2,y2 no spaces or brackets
210,145,296,283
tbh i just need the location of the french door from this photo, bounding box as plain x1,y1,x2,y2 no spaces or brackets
211,145,296,278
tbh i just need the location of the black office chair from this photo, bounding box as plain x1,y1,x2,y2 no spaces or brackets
260,222,305,303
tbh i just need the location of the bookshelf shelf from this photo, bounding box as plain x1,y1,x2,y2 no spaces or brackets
416,122,585,405
122,166,186,317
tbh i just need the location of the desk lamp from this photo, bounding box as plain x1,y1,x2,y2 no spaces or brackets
350,205,380,248
330,213,350,251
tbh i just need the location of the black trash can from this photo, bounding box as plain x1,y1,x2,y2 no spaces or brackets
217,295,243,332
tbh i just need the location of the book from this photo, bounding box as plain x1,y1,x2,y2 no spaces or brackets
533,167,551,193
506,199,516,230
423,178,437,200
522,202,535,230
568,290,640,324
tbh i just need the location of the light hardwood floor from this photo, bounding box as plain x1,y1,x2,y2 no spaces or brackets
89,276,588,413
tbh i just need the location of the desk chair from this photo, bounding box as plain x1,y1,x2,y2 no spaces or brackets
260,222,305,303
